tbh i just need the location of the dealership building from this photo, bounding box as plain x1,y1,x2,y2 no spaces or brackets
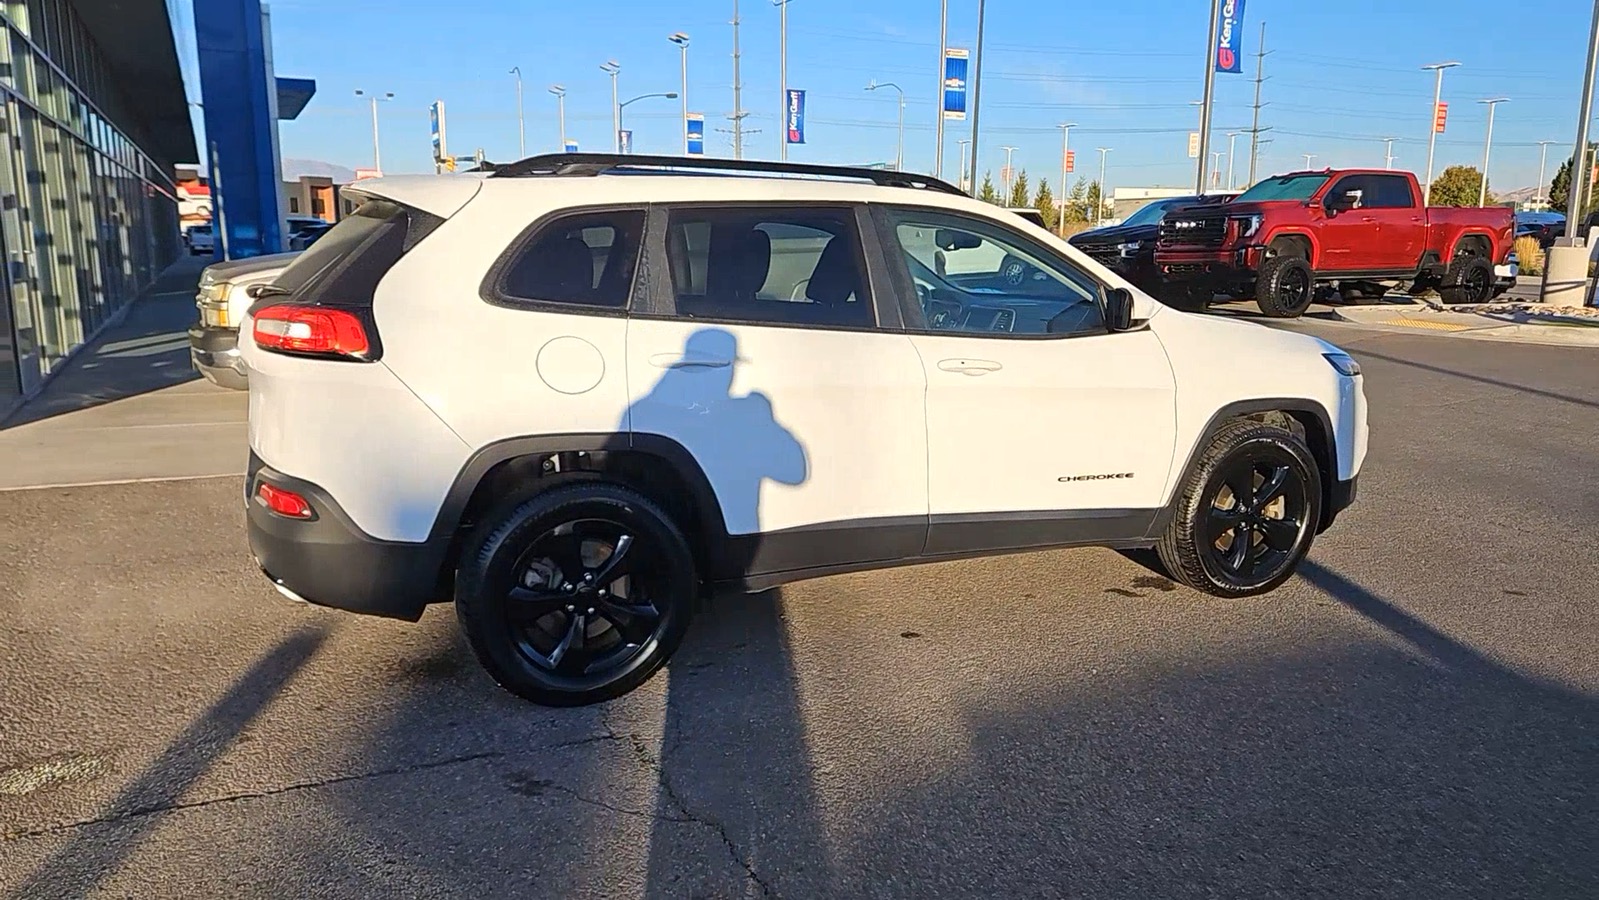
0,0,192,411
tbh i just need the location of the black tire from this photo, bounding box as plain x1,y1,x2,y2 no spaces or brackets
1254,256,1316,318
1438,255,1494,305
455,482,698,706
1156,419,1323,598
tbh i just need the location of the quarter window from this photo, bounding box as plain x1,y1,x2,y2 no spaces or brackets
664,207,874,329
496,209,645,308
885,208,1105,337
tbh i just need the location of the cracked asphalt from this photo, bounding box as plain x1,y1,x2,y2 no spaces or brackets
2,322,1597,899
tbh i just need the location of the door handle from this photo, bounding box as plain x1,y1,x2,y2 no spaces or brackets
937,358,1002,376
649,352,732,369
1360,216,1377,223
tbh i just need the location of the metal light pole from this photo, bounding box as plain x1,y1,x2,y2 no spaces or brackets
509,67,525,158
1536,140,1558,208
1477,97,1509,206
1096,147,1112,224
935,0,948,177
1421,61,1460,205
354,89,393,173
1225,131,1239,190
1211,150,1224,188
1057,122,1077,217
967,0,986,197
670,33,690,154
866,81,905,170
1195,0,1221,193
956,138,971,192
549,85,568,151
1383,137,1397,169
601,60,621,152
773,0,790,160
618,92,679,153
1000,145,1019,200
1302,153,1315,169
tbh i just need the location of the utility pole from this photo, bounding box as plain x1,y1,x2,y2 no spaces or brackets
1383,137,1397,169
774,0,790,160
1478,97,1509,206
549,85,567,150
730,0,746,159
1058,122,1076,222
1422,61,1461,205
354,89,393,173
1195,0,1221,193
1225,131,1239,190
956,138,971,193
601,60,621,152
1096,147,1112,224
1001,145,1019,199
935,0,948,177
510,67,525,158
670,33,691,154
967,0,987,197
1302,153,1315,169
1536,140,1558,208
1247,20,1268,189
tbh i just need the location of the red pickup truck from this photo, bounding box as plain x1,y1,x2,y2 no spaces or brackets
1153,168,1514,317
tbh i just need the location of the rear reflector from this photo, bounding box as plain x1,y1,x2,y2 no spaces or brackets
252,304,370,358
256,482,315,519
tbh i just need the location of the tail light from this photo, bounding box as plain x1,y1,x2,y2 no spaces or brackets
251,304,371,359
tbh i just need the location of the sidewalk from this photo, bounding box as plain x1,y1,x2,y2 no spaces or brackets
0,257,249,490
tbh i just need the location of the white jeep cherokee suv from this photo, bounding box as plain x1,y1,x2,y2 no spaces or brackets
240,154,1367,707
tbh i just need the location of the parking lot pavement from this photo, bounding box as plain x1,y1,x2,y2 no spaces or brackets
1,324,1596,898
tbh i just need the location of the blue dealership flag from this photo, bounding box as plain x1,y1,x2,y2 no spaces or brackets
1214,0,1246,73
786,90,806,144
687,113,705,156
943,49,969,121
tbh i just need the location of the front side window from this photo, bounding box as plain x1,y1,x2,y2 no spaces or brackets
664,207,874,329
496,209,644,308
886,208,1105,337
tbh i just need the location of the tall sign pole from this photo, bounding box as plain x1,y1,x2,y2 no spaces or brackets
967,0,986,196
935,0,948,177
1195,0,1221,193
1541,0,1599,307
1421,61,1460,205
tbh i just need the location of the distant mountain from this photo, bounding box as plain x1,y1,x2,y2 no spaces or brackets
282,158,359,183
1496,185,1540,203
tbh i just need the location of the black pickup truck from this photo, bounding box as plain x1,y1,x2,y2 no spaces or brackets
1070,193,1235,294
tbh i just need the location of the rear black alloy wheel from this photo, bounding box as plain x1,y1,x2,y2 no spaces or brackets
1157,420,1322,597
1439,255,1494,305
457,483,696,706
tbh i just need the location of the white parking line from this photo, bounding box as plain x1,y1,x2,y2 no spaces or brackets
0,472,241,493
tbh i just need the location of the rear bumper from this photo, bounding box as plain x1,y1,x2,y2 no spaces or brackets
189,324,248,390
245,452,449,621
1320,475,1358,533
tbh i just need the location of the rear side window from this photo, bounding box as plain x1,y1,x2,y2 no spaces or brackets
493,209,645,308
1372,175,1415,208
270,196,443,306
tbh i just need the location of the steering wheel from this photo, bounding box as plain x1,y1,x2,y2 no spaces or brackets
999,254,1032,287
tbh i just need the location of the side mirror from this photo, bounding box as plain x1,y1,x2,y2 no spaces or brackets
1326,191,1359,213
1105,287,1135,331
935,228,982,251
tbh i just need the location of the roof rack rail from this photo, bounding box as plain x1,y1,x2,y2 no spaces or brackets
487,152,966,196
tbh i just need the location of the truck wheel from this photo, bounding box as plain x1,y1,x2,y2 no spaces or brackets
1156,419,1323,597
1254,256,1315,318
455,482,698,706
1438,256,1494,305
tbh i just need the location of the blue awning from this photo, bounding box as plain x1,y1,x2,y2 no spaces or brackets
275,77,317,120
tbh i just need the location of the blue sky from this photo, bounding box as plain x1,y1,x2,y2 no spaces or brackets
177,0,1594,194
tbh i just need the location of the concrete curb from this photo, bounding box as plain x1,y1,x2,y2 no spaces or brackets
1321,301,1599,346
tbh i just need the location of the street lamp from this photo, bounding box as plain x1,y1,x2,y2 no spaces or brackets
1302,153,1316,169
866,80,905,171
773,0,792,160
618,92,678,153
354,89,393,173
1477,97,1510,206
669,33,690,154
1211,150,1224,189
1057,123,1077,218
509,67,525,158
1225,131,1240,190
1421,61,1461,205
1382,137,1398,169
935,0,948,177
1536,140,1559,208
1000,145,1019,200
600,60,621,152
956,138,971,193
1096,147,1112,224
549,85,568,151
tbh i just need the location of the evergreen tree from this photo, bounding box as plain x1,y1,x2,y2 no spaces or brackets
1008,169,1030,209
1062,178,1090,224
1033,178,1059,232
978,171,1000,204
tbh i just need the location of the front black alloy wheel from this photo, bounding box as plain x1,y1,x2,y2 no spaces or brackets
456,482,697,706
1254,256,1316,318
1157,419,1323,597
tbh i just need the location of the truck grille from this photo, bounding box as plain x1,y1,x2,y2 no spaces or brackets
1157,215,1228,248
1077,244,1122,268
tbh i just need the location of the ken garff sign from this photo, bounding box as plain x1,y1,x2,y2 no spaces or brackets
1214,0,1246,74
786,89,806,144
686,113,705,156
942,48,969,120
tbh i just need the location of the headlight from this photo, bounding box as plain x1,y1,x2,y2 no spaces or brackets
1117,240,1143,257
1233,214,1263,239
1323,352,1361,377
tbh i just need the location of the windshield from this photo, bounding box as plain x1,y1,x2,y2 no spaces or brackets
1235,174,1330,202
1120,199,1185,228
